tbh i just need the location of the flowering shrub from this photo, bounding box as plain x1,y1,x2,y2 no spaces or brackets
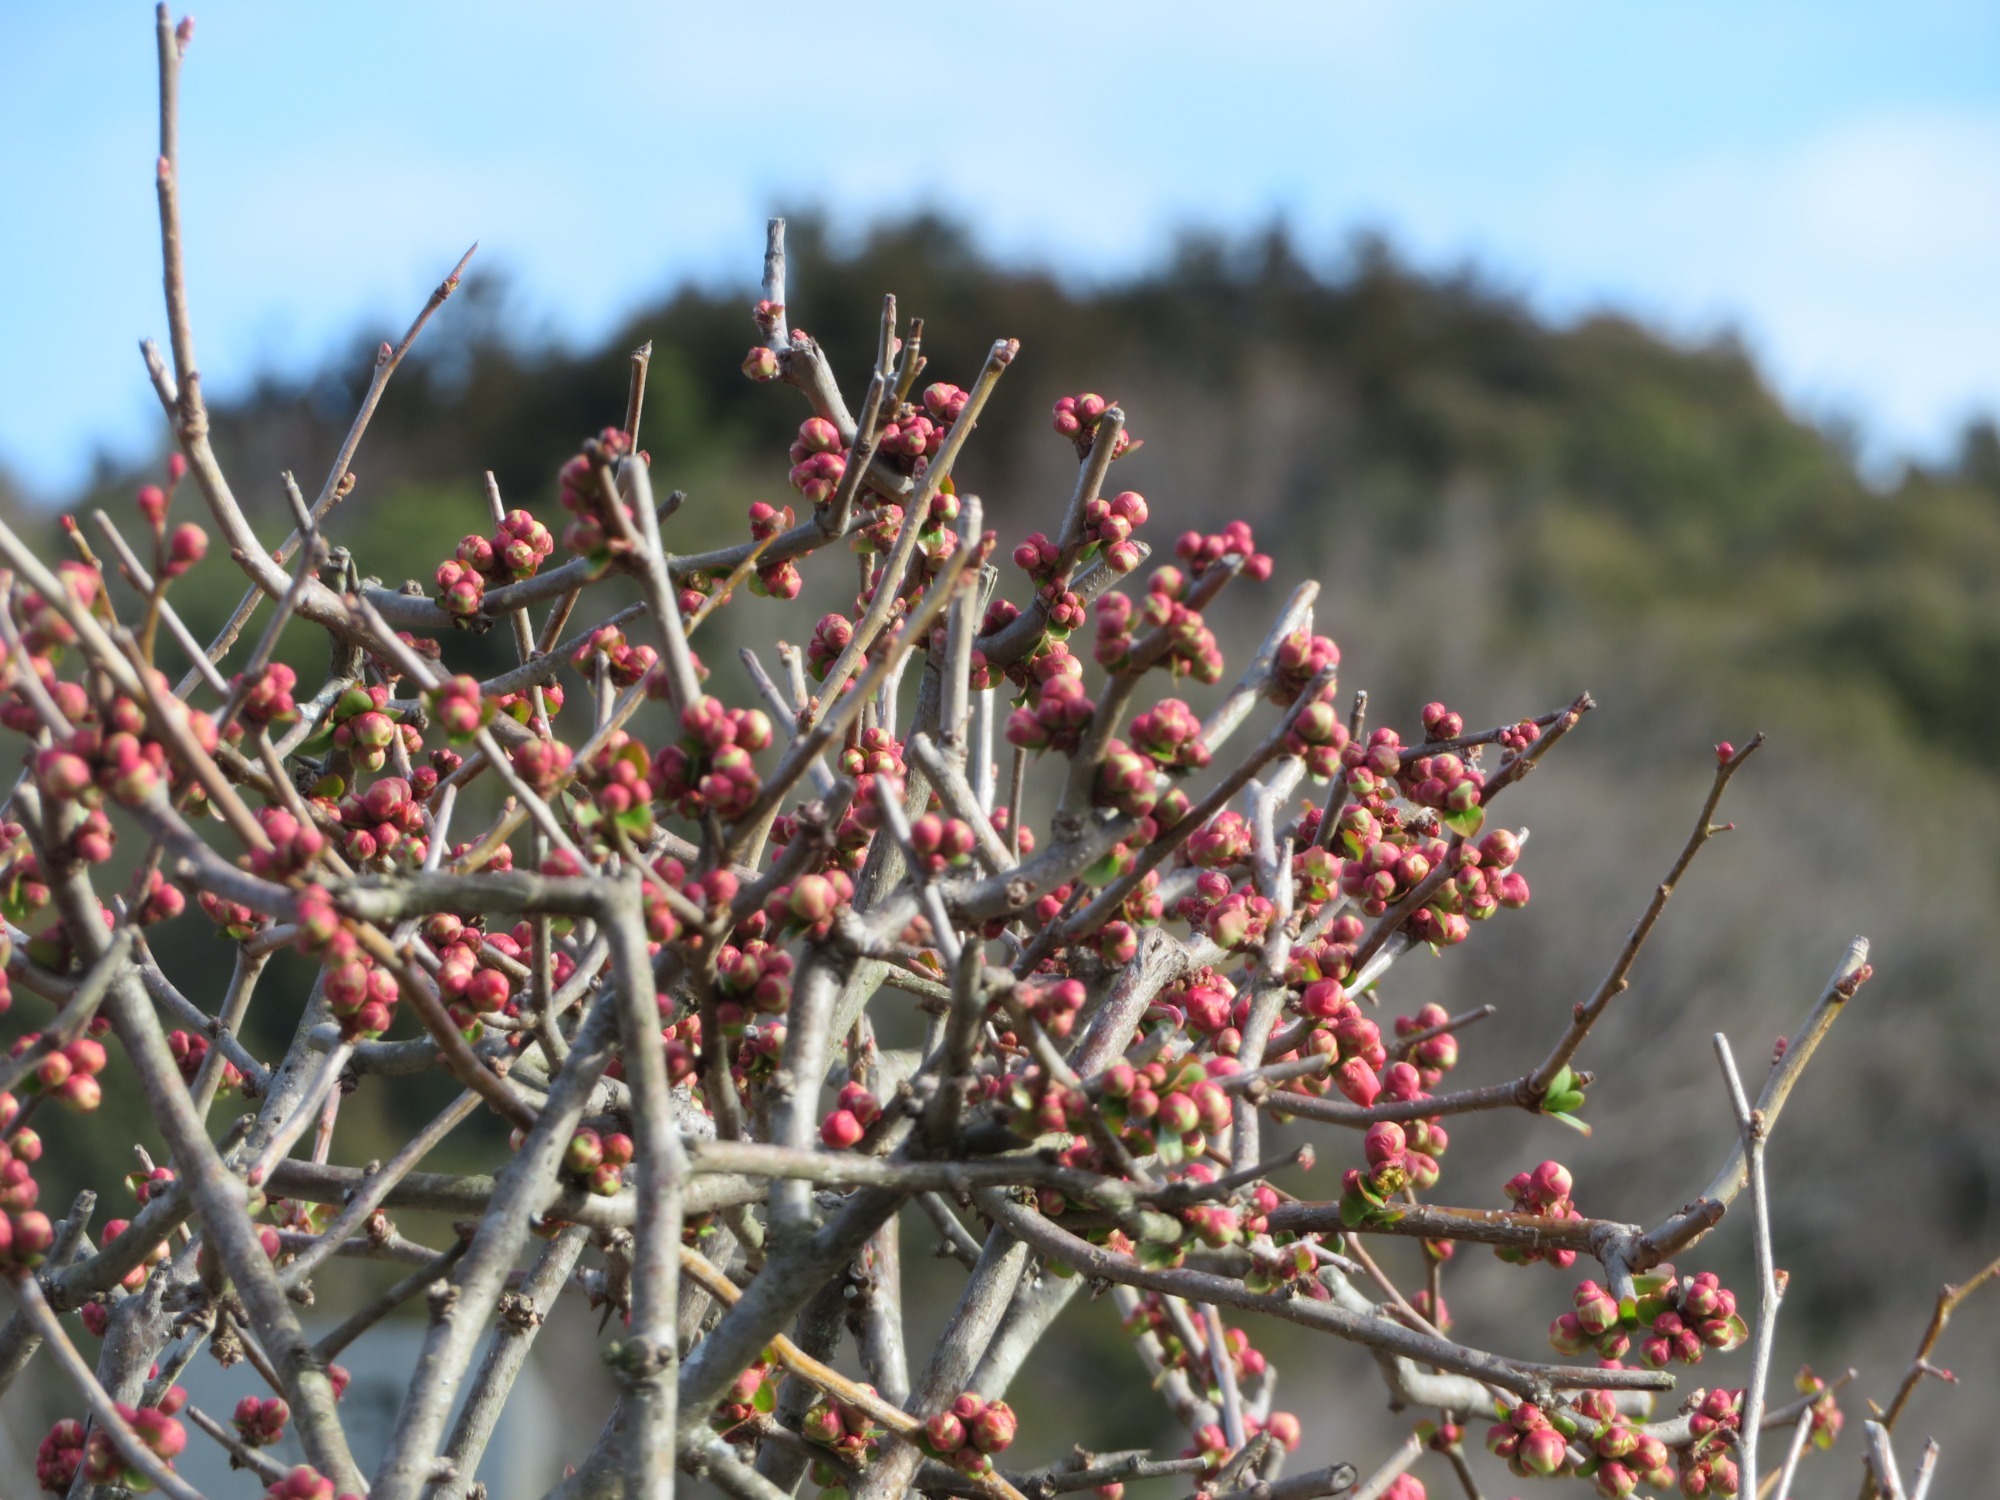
0,13,1987,1500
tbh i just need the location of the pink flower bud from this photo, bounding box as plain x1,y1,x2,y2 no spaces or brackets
1332,1057,1381,1107
970,1400,1016,1453
1519,1425,1566,1476
162,521,208,578
819,1109,864,1148
1363,1121,1406,1167
925,1411,966,1453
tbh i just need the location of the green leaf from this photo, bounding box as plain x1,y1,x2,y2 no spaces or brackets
1713,1312,1751,1352
1081,851,1125,887
1546,1065,1576,1097
1544,1088,1587,1115
752,1381,777,1414
1339,1195,1375,1229
1443,804,1486,838
1544,1109,1594,1136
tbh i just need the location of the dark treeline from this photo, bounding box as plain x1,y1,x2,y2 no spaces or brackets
141,214,2000,770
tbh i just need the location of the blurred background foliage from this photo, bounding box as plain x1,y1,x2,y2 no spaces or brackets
3,216,1998,1494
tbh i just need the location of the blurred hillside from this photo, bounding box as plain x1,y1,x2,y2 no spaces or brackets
8,217,2000,1495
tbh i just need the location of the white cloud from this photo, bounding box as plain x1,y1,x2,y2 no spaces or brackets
1470,110,2000,457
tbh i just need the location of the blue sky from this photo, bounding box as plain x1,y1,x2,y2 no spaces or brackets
4,1,1998,498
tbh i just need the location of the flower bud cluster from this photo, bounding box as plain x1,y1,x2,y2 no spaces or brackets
1093,738,1162,819
12,1033,107,1112
295,887,400,1041
168,1028,242,1093
1549,1267,1746,1367
1182,1408,1305,1472
263,1466,365,1500
806,612,854,680
1485,1400,1577,1481
436,508,555,617
1675,1388,1745,1496
0,1094,53,1273
199,888,267,940
557,427,640,557
714,1358,777,1430
1205,888,1274,953
234,1395,290,1447
36,1418,86,1494
650,695,771,820
801,1389,887,1464
765,871,859,944
1496,1160,1582,1268
818,1082,882,1148
881,382,966,462
1174,520,1272,582
1017,977,1087,1039
333,775,427,869
1326,806,1528,941
511,737,575,798
1005,652,1097,755
1082,489,1149,574
840,727,905,782
1148,969,1242,1044
572,624,657,689
561,1127,635,1196
1338,1108,1448,1222
1392,1002,1461,1083
921,1393,1017,1475
1419,701,1464,741
325,682,409,774
426,674,491,744
1098,572,1229,683
1280,692,1350,777
1036,582,1087,636
572,733,654,844
62,1396,188,1490
788,417,848,505
1051,392,1138,459
1397,745,1486,819
728,498,795,584
903,811,977,875
428,917,521,1034
1094,1053,1234,1167
234,661,299,727
1535,1390,1678,1499
37,684,212,810
1128,697,1210,773
854,501,910,558
1267,627,1338,707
